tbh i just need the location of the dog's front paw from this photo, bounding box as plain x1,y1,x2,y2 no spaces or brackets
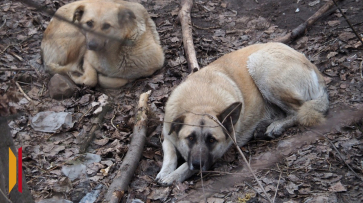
157,173,179,186
156,163,193,185
156,167,175,184
68,71,97,87
155,171,168,182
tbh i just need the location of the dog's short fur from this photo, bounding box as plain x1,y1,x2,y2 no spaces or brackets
156,42,329,185
41,0,164,88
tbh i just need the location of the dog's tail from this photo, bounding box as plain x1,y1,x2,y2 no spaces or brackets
297,90,329,126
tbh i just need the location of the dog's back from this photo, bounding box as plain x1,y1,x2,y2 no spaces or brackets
166,42,329,144
207,42,329,138
245,43,328,127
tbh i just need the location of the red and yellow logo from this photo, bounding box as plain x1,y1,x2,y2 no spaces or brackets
8,147,22,193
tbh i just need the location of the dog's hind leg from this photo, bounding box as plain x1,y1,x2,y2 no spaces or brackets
265,115,297,138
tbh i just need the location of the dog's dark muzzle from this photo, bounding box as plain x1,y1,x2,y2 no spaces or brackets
188,146,212,171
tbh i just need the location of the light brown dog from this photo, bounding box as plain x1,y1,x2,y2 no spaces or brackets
156,42,329,185
41,0,164,88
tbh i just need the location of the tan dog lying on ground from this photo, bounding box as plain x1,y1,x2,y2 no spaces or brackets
41,0,164,88
156,42,329,185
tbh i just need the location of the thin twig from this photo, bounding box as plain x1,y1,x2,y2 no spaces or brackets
0,68,35,71
0,188,12,203
111,114,117,130
206,114,272,203
15,81,33,102
199,150,207,203
230,120,272,202
0,44,24,61
332,0,363,46
272,167,282,203
359,59,363,79
0,19,6,29
244,181,269,201
192,23,220,30
311,129,363,181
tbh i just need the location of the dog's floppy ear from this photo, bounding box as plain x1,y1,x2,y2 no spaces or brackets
218,102,242,133
118,7,136,25
73,5,85,22
168,115,185,135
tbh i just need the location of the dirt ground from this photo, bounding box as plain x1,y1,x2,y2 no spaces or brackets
1,0,363,202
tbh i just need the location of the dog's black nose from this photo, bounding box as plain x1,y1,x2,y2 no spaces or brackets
191,160,204,170
87,41,99,50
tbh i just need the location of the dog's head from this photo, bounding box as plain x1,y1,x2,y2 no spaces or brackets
169,102,242,171
72,2,137,51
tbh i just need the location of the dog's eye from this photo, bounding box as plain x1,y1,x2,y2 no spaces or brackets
102,23,111,30
86,20,94,28
187,135,194,141
209,138,216,143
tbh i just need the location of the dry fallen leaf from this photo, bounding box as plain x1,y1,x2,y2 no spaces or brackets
329,181,347,192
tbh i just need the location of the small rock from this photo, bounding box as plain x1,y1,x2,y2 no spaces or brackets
49,74,77,100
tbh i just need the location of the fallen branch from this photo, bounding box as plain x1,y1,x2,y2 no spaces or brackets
314,130,363,181
15,81,33,102
79,105,111,153
179,0,200,73
0,44,24,62
104,90,151,203
274,0,340,43
332,0,363,46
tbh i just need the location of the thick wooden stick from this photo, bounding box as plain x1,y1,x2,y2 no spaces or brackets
274,0,339,43
179,0,200,73
104,90,151,203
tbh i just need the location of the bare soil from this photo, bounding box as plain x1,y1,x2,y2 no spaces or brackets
1,0,363,202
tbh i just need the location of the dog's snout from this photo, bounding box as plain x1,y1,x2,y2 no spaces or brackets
189,144,211,171
87,40,99,50
191,159,204,170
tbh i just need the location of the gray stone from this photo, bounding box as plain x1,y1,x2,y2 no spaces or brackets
48,74,77,100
